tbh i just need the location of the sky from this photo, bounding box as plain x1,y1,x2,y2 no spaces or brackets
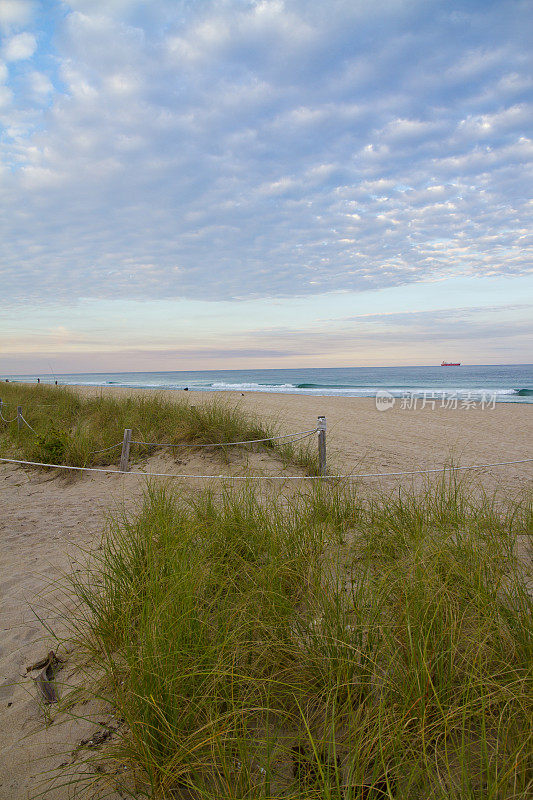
0,0,532,373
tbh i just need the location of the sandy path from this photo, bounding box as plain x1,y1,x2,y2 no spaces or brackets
0,466,144,800
1,392,531,798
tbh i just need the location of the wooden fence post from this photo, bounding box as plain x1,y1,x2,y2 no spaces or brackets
119,429,132,472
317,416,327,476
17,406,23,431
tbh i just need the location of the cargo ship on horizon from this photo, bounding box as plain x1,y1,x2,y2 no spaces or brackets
441,361,461,366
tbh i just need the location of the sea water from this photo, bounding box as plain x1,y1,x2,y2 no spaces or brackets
4,365,533,403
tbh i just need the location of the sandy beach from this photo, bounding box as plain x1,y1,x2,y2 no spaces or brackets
75,387,533,494
1,390,531,799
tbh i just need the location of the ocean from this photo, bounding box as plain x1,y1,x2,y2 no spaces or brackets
3,365,533,403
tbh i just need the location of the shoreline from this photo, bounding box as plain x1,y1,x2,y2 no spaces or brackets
3,361,532,405
3,378,532,404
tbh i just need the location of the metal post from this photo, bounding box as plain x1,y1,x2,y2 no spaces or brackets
119,428,132,472
17,406,23,431
317,416,326,476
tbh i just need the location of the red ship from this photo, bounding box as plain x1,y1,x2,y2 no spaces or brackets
441,361,461,366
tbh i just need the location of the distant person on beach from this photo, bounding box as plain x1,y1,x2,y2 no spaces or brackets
37,378,40,383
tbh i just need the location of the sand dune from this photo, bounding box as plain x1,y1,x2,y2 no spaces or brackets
1,391,531,798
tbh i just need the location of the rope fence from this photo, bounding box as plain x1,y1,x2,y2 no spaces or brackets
90,442,124,454
130,428,318,448
1,400,531,482
0,409,19,424
0,396,322,468
0,456,531,480
19,414,38,435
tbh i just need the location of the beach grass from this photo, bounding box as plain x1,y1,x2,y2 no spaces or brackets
64,477,532,799
0,382,319,474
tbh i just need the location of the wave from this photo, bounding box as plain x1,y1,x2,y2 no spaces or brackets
210,381,296,390
75,382,533,400
210,382,530,397
296,383,356,389
209,382,380,394
15,375,530,402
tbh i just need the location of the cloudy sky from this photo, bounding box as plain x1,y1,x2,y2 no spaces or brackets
1,0,532,373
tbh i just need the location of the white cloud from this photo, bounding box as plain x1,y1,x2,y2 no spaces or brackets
0,0,35,33
27,70,53,98
457,105,532,138
3,31,37,61
444,48,509,83
0,84,12,108
0,0,531,305
382,118,445,142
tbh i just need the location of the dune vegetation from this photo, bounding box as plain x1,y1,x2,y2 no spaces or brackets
64,478,532,799
0,382,318,474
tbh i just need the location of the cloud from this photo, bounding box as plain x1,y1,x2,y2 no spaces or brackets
341,303,532,323
238,303,533,358
0,1,35,33
0,0,531,305
26,69,53,97
334,304,533,343
2,31,37,61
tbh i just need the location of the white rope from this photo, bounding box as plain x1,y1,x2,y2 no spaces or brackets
20,414,38,434
130,428,318,448
89,442,124,454
0,407,37,429
0,456,531,480
0,410,19,423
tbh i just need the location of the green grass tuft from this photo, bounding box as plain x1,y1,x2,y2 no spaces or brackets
65,479,532,798
0,382,319,474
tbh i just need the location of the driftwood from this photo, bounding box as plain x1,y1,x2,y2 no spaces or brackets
27,650,63,704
